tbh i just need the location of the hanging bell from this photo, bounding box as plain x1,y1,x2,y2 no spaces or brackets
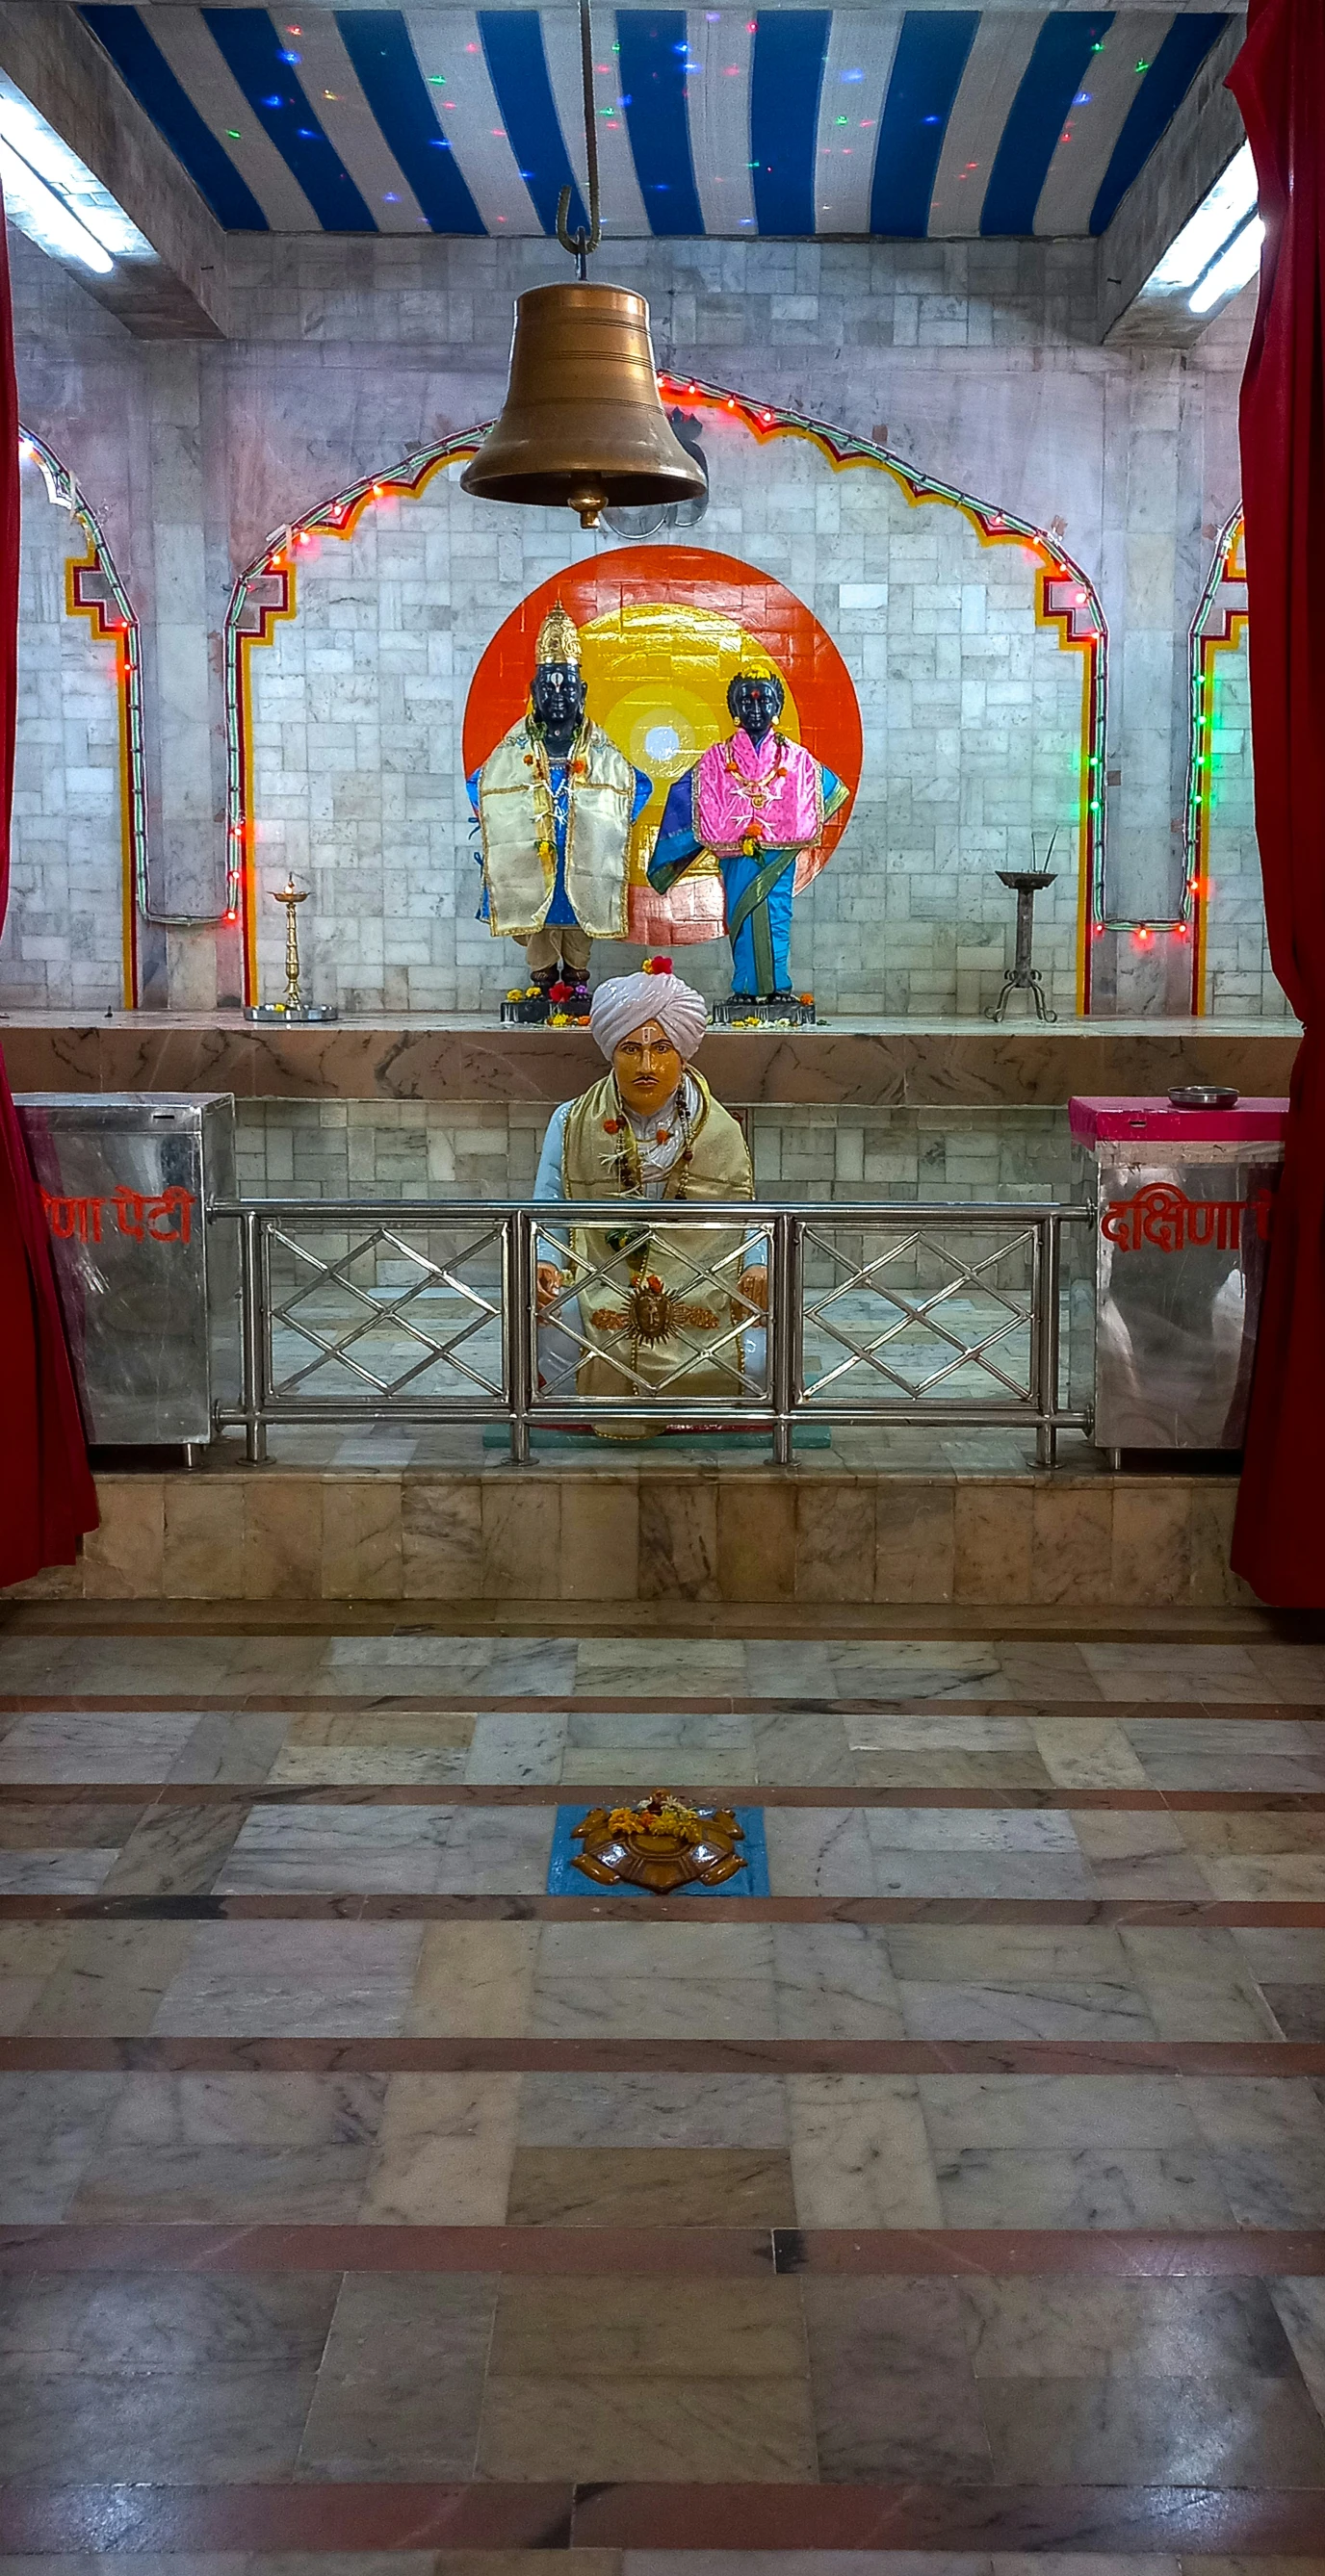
461,279,707,530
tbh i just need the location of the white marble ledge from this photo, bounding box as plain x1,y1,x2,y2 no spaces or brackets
0,1010,1304,1037
0,1012,1301,1107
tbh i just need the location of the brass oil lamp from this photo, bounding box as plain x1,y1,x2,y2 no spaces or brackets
243,873,338,1023
460,0,705,531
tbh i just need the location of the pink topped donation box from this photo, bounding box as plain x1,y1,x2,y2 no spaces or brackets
1069,1095,1288,1457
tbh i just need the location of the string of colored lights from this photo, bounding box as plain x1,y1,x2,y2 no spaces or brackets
1084,518,1247,1005
1183,502,1246,1018
222,380,1109,1011
19,426,147,1008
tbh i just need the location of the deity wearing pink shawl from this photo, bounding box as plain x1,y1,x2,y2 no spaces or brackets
648,672,848,998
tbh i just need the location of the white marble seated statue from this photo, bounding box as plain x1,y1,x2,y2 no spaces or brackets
533,964,767,1429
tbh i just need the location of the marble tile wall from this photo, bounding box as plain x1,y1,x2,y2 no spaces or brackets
233,1099,1070,1204
1100,361,1192,943
8,228,1260,1023
0,451,126,1012
245,413,1088,1019
136,347,231,985
1202,631,1288,1020
222,233,1106,364
10,1466,1250,1608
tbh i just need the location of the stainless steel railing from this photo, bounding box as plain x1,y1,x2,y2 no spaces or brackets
211,1198,1091,1467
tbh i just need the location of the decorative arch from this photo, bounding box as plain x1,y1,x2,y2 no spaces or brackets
225,381,1107,1015
1184,509,1285,1018
10,430,145,1010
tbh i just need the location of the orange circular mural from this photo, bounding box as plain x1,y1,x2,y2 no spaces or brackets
464,546,862,889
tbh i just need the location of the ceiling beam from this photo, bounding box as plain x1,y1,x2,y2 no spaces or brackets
1097,15,1246,347
0,0,228,335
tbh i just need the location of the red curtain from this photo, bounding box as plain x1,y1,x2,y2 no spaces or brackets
1229,0,1325,1607
0,190,98,1585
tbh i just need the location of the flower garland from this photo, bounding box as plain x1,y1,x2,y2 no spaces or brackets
600,1075,694,1194
521,714,592,867
725,733,792,808
726,733,792,851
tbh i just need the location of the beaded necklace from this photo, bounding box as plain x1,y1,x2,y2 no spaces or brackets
600,1076,695,1198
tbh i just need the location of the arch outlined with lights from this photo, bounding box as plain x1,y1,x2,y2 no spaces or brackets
1184,505,1248,1018
18,427,146,1009
223,379,1109,1011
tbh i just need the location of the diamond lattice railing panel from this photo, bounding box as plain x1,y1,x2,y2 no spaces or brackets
799,1225,1037,1406
248,1209,1059,1426
533,1216,769,1406
265,1224,507,1404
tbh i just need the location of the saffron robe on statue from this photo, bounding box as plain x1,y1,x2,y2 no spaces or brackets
533,1069,763,1403
648,727,847,992
470,719,651,940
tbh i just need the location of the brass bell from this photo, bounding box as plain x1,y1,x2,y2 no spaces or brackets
461,279,707,530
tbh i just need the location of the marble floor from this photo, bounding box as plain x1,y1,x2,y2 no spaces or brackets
1,1621,1324,2571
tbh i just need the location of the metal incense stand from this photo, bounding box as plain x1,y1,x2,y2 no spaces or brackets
244,874,338,1023
988,861,1057,1024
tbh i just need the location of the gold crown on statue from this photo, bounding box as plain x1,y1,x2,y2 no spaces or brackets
534,600,583,669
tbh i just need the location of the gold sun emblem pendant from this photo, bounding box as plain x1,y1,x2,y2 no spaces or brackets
630,1273,677,1344
588,1273,719,1343
573,1791,746,1893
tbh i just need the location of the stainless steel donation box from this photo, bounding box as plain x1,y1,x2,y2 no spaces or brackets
1070,1094,1287,1455
15,1093,240,1444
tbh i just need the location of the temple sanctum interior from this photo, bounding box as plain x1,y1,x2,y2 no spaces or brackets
3,0,1325,2564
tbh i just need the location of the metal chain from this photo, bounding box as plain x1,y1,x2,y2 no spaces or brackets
557,0,603,272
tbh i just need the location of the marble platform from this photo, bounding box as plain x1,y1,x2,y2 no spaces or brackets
6,1461,1251,1610
0,1011,1301,1106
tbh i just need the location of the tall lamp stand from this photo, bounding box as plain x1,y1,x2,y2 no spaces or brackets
244,874,339,1023
987,868,1057,1023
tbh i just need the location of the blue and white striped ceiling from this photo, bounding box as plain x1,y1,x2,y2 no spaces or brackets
80,7,1232,240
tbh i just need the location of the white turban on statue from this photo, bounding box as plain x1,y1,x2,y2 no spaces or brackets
589,966,708,1064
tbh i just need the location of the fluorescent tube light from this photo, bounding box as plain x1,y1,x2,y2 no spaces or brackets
0,71,152,271
0,135,114,272
1150,142,1258,292
1189,214,1264,316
